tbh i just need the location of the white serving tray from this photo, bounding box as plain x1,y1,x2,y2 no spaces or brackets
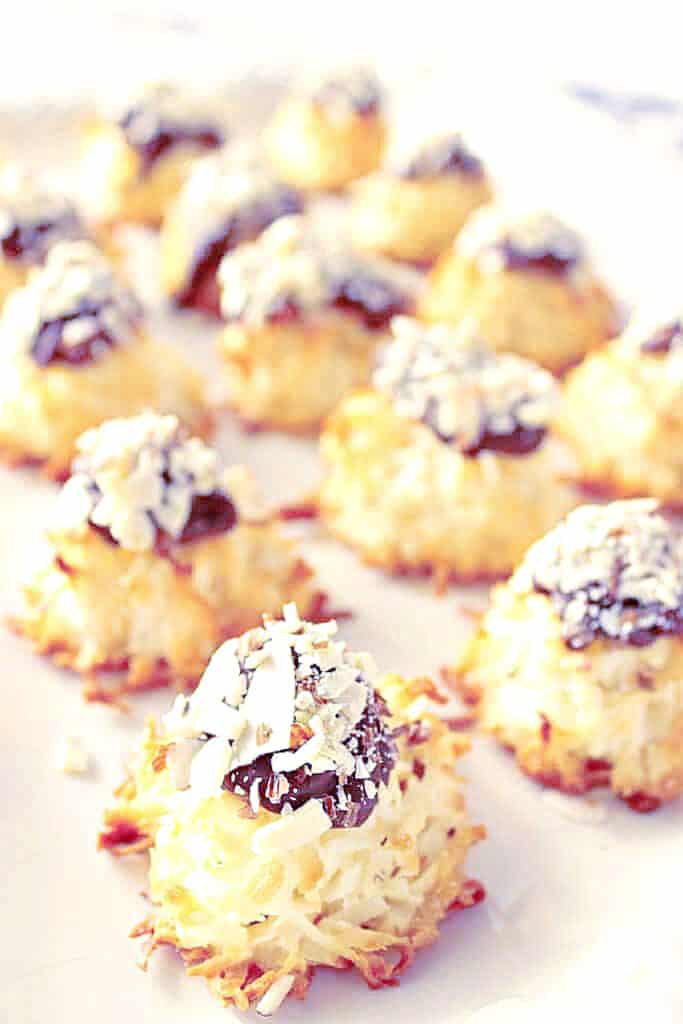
1,74,682,1024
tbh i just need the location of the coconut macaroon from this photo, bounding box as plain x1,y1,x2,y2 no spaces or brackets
455,500,683,811
99,606,484,1012
320,317,579,584
266,68,386,191
160,146,303,317
350,133,493,264
81,82,226,226
419,206,618,374
558,310,683,506
217,216,413,433
14,414,319,697
0,241,208,478
0,164,88,307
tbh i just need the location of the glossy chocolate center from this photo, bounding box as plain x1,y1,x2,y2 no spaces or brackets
224,689,396,828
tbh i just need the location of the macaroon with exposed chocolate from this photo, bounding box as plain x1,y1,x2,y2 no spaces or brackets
13,414,320,697
558,308,683,505
100,605,484,1012
217,216,414,433
419,205,618,373
81,82,227,226
0,164,89,308
320,317,579,583
266,68,387,191
351,133,493,263
0,241,208,478
454,499,683,810
160,146,303,317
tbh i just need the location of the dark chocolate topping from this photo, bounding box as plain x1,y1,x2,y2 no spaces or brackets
119,93,223,177
399,135,484,180
175,186,303,316
224,689,396,828
520,500,683,650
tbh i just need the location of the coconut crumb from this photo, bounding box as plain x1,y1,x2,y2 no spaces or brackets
56,736,90,775
255,974,296,1016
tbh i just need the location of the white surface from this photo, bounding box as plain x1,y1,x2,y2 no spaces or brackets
2,70,683,1024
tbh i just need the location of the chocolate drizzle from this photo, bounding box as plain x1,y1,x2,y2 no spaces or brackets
374,319,555,457
330,271,409,331
91,489,237,551
399,135,484,180
175,187,303,317
1,207,83,264
491,237,579,276
640,319,683,355
223,690,396,828
30,298,136,367
119,106,223,177
310,71,381,117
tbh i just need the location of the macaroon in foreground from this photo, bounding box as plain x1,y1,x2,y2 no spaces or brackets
320,317,579,583
100,605,484,1012
81,82,226,226
351,133,493,264
0,240,208,478
453,499,683,811
217,216,413,433
419,206,618,374
266,68,386,191
558,309,683,505
13,413,319,698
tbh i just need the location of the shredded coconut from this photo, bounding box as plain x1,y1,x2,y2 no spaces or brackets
0,164,83,263
373,317,556,455
457,205,584,277
303,67,382,118
397,133,484,180
57,411,235,551
1,240,141,362
163,604,396,827
117,82,224,149
218,214,408,329
172,146,301,265
514,500,683,650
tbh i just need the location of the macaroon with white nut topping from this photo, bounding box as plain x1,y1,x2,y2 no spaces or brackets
13,413,320,697
453,499,683,811
266,68,387,191
419,206,618,373
100,604,484,1012
558,309,683,505
0,241,208,478
0,164,89,307
351,133,493,263
81,82,226,226
160,145,303,317
319,317,579,584
217,215,413,432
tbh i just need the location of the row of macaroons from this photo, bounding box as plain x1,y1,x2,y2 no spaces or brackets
10,389,683,817
12,408,683,1016
0,197,682,549
7,75,682,1019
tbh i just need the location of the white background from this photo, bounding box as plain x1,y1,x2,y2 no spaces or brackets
2,5,683,1022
